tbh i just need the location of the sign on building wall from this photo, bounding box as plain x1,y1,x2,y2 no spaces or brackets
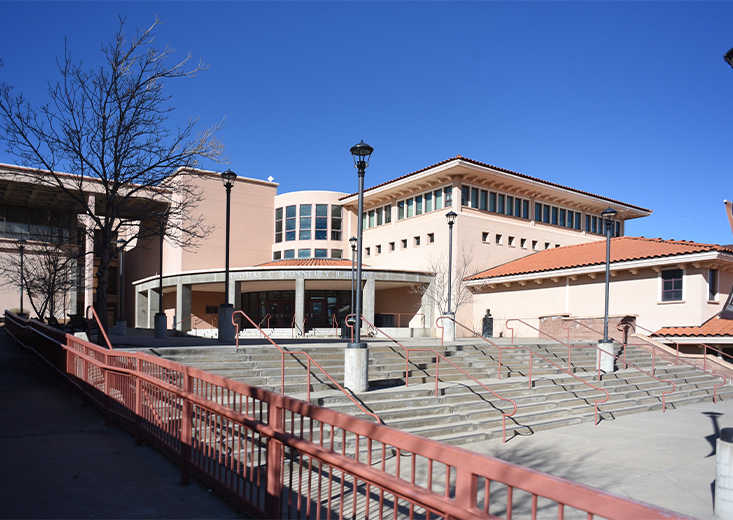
722,284,733,320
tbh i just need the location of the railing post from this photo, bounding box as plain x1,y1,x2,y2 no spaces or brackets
265,398,284,519
454,467,478,513
180,371,193,485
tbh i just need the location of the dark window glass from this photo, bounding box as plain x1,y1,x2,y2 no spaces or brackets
662,269,683,301
461,186,470,206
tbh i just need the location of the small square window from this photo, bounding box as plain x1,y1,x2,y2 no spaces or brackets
545,242,551,249
414,236,421,247
389,242,395,251
482,232,489,243
662,269,683,302
532,240,538,250
428,233,435,244
365,247,371,256
273,251,282,260
495,234,503,245
520,238,527,249
376,244,382,254
508,236,515,247
401,239,408,249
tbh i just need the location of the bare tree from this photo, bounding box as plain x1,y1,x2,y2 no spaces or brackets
411,246,482,318
0,211,80,320
0,18,223,327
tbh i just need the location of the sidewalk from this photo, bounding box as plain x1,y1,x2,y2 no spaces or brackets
0,329,244,519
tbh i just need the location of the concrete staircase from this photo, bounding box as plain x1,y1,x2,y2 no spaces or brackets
148,339,733,445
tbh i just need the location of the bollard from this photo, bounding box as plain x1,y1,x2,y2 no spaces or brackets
597,340,615,374
716,427,733,519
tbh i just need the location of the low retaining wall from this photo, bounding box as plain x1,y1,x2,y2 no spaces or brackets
539,314,637,343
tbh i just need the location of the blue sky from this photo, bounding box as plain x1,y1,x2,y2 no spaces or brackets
1,1,732,244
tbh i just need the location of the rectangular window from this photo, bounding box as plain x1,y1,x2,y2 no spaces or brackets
285,205,296,241
497,194,505,214
482,232,489,242
314,248,328,258
592,216,598,234
508,236,515,246
709,269,718,301
384,204,392,223
368,209,375,228
543,205,550,224
551,207,558,225
522,200,530,219
496,234,502,245
471,188,479,209
480,190,488,211
532,240,538,250
506,196,514,216
434,189,443,210
284,249,295,259
298,248,311,258
315,214,328,240
534,203,542,221
461,186,470,206
331,205,342,240
299,229,311,240
273,251,282,260
398,200,405,220
376,244,382,254
414,236,421,247
389,242,395,251
401,239,407,249
406,198,414,218
489,192,497,213
520,238,527,248
376,207,383,226
661,269,683,302
425,192,433,213
365,247,370,256
444,186,452,206
331,249,342,259
559,209,566,227
428,233,434,243
275,207,283,243
575,213,581,230
415,195,423,215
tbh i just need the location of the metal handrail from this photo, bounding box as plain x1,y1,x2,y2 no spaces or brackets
258,313,271,329
330,314,338,329
85,305,113,350
351,314,517,443
232,310,381,424
291,314,305,338
500,318,610,425
559,319,676,412
620,322,728,403
393,312,426,328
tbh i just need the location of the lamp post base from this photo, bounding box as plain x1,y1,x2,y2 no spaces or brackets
597,339,615,373
154,313,167,339
344,344,369,393
218,304,235,343
442,313,456,342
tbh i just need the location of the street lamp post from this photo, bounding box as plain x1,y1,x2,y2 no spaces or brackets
349,236,357,323
154,218,167,339
116,239,126,335
444,211,458,342
344,140,373,393
18,238,26,316
599,207,618,373
218,169,237,343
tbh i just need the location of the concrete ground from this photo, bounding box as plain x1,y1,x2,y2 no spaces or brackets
3,328,729,519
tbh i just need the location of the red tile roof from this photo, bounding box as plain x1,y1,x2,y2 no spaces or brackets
655,316,733,338
255,258,364,268
466,237,733,281
340,156,651,213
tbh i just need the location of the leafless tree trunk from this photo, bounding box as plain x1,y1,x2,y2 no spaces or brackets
0,18,222,328
411,246,484,318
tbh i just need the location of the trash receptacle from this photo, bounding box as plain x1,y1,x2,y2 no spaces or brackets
482,309,493,338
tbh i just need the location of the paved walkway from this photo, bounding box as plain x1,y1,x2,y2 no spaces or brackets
0,329,244,519
3,328,730,519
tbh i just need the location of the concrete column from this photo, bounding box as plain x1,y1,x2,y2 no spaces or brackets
451,175,462,211
294,278,305,336
422,279,435,331
227,277,237,306
148,287,159,329
362,277,375,329
135,291,147,328
176,282,192,333
597,340,615,373
344,348,369,393
716,428,733,519
234,281,242,310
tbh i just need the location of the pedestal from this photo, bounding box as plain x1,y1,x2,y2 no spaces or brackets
442,313,456,342
716,428,733,519
344,343,369,393
218,304,235,343
597,339,615,373
154,313,167,339
115,319,127,336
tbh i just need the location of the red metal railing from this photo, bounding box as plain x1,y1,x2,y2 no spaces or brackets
441,316,610,425
232,310,380,423
393,312,426,328
622,322,730,403
258,313,271,329
3,311,691,520
85,305,113,350
558,319,676,412
349,314,518,443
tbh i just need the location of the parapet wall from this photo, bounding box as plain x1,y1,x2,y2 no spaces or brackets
539,314,637,344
